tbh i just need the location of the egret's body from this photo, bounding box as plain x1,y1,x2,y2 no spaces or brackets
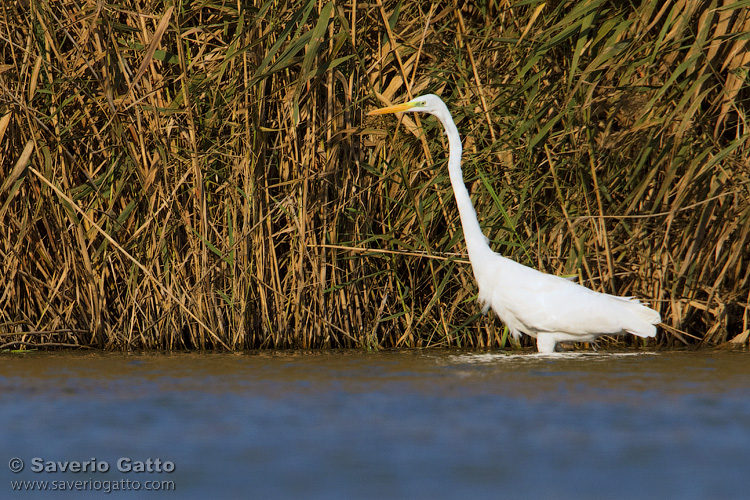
368,94,660,353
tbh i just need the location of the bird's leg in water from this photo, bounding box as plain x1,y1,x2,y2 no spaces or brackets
535,333,558,354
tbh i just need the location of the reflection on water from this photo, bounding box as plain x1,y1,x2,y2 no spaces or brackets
1,350,749,499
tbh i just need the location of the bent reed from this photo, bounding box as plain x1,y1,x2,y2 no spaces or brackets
1,0,748,350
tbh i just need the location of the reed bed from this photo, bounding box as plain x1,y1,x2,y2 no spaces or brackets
1,0,748,350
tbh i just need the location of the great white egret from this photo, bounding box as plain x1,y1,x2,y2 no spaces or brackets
368,94,660,353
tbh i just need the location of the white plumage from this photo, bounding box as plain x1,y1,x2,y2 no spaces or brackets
368,94,660,353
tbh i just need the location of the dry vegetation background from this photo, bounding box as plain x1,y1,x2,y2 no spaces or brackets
1,0,749,350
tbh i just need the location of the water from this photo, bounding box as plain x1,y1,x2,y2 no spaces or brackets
1,350,749,499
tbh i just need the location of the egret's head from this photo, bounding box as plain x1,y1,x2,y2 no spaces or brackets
367,94,447,117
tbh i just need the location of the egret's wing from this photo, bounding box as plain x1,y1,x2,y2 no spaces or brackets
483,256,657,338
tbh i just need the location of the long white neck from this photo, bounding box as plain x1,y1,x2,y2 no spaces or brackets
436,113,492,264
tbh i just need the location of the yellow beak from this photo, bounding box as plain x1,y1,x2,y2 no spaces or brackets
366,101,416,116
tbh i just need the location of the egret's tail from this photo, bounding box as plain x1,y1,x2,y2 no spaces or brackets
618,297,660,338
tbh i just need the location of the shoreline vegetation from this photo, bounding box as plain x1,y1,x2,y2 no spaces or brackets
1,1,748,350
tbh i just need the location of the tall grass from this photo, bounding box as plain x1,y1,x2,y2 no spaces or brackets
1,0,748,350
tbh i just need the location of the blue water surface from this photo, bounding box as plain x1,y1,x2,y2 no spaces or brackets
1,350,749,499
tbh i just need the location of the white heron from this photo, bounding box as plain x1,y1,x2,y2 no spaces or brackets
368,94,660,353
